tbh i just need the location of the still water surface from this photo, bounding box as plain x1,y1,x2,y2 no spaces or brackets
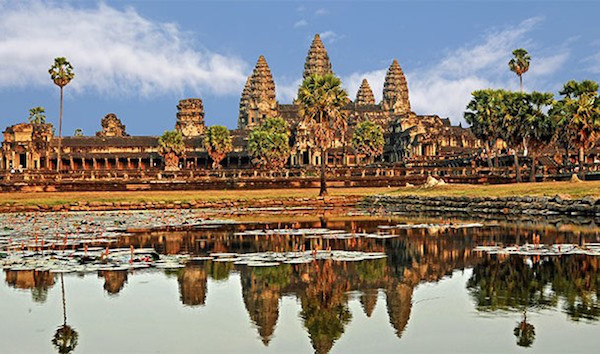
1,216,600,353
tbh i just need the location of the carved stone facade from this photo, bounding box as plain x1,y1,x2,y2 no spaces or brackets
96,113,128,137
175,98,205,137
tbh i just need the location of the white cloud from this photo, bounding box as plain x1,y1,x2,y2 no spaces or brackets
529,52,569,77
294,19,308,28
276,78,302,103
343,69,387,102
320,31,343,43
315,8,328,16
340,17,568,125
0,1,248,96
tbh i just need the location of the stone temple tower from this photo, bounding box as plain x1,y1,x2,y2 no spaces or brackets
355,78,376,106
303,34,333,79
381,59,411,115
175,98,205,137
238,55,278,130
96,113,128,137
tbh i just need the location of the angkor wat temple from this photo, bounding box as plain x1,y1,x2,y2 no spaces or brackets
1,34,478,172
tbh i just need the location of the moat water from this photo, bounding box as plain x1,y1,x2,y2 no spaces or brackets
1,215,600,353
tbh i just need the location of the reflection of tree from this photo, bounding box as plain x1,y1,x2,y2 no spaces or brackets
468,256,600,322
210,261,233,281
514,311,535,348
52,274,79,354
467,257,556,312
299,261,351,354
468,255,600,349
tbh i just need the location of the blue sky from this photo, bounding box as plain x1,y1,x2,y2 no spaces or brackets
1,0,599,136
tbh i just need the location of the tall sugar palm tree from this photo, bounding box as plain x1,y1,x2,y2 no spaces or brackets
509,49,531,93
296,73,348,196
48,57,75,172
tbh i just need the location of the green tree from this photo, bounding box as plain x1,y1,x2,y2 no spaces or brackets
499,90,530,182
509,48,531,93
464,89,503,168
28,106,46,124
296,73,349,196
557,80,600,179
204,125,232,169
158,130,185,171
48,57,75,172
522,92,556,182
248,117,291,169
550,100,577,173
73,128,83,137
351,120,385,164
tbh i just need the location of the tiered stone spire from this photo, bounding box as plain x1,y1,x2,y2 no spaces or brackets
96,113,128,137
237,77,251,129
303,34,333,79
238,55,278,129
381,59,411,115
355,78,376,105
175,98,205,136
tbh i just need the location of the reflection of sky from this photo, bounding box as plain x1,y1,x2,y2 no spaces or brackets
1,269,599,353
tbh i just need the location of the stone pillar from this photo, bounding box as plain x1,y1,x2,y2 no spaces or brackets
69,157,74,170
104,158,109,170
138,157,143,170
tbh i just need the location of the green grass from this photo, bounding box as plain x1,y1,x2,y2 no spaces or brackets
2,181,599,207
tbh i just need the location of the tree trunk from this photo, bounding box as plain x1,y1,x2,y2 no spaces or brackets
564,145,570,174
579,146,586,180
529,154,536,182
514,152,521,183
495,148,500,168
319,148,328,196
519,75,523,93
57,86,63,172
484,141,493,168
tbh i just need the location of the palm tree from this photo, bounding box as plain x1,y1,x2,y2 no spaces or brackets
52,274,79,354
204,125,232,169
28,107,47,124
557,80,600,180
158,130,186,171
499,90,529,182
296,73,349,196
509,49,531,93
550,100,577,173
464,89,503,168
48,57,75,172
523,92,556,182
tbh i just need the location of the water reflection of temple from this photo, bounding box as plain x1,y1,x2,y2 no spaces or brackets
5,217,600,353
4,270,55,303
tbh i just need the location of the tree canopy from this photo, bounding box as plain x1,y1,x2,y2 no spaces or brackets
204,125,232,169
351,119,385,163
248,117,291,169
